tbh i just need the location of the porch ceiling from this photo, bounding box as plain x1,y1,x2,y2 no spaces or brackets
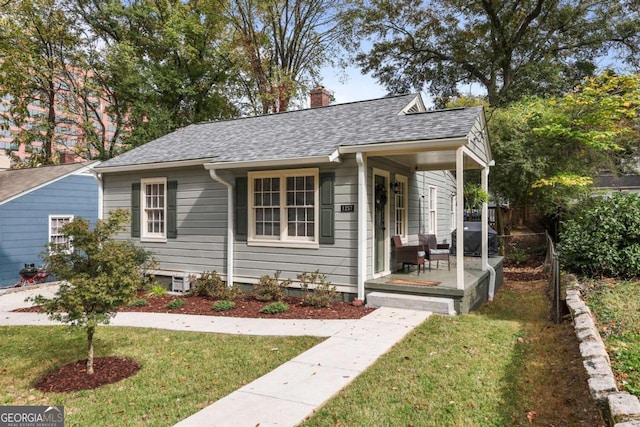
384,151,485,171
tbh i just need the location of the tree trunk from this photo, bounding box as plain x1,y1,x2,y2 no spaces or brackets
87,326,95,375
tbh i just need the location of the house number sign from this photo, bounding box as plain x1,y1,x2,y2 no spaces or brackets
340,205,355,212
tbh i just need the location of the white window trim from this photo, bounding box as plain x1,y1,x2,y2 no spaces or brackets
248,168,320,249
49,214,74,253
394,175,408,238
141,177,167,243
429,186,437,234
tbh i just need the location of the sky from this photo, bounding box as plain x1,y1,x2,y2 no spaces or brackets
317,64,485,108
319,64,388,104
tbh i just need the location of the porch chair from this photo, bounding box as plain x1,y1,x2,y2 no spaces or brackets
392,235,425,275
419,234,451,271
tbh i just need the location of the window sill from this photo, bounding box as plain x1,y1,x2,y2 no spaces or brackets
247,239,319,250
141,236,168,243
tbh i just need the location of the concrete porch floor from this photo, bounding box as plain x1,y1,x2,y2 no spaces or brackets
365,256,504,314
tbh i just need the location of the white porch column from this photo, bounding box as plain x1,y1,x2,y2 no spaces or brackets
455,147,465,290
356,152,367,300
481,165,489,271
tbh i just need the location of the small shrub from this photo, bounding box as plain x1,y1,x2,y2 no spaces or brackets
147,285,168,297
298,270,338,308
253,271,291,302
128,298,148,307
509,247,528,265
560,193,640,278
166,298,185,310
212,300,236,312
260,302,289,314
187,271,240,300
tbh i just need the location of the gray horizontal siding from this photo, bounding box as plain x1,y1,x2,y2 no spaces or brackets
103,163,359,287
101,157,458,288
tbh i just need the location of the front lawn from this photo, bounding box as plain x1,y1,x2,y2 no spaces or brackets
303,272,603,426
585,280,640,396
0,326,322,426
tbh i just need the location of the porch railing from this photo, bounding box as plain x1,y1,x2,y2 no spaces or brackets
463,206,497,229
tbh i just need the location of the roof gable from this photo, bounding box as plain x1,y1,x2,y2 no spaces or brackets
0,162,96,204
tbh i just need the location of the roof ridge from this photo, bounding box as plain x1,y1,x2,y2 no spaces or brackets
189,93,413,127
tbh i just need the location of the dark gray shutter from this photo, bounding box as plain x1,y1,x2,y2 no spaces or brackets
167,180,178,239
131,183,140,238
235,177,248,241
319,172,335,244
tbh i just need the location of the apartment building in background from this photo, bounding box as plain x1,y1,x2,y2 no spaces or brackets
0,71,119,165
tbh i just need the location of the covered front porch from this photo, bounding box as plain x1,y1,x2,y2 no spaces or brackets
364,256,504,314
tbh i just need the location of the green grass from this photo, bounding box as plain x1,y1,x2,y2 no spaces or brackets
587,280,640,396
0,326,322,426
303,279,601,426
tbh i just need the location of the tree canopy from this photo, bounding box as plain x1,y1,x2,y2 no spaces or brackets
224,0,357,114
0,0,82,165
489,71,640,215
355,0,640,106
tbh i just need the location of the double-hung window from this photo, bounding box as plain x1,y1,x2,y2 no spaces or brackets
49,215,73,252
141,177,166,241
393,175,408,237
248,168,319,247
428,186,437,233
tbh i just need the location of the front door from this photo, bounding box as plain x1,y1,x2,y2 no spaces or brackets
373,172,388,275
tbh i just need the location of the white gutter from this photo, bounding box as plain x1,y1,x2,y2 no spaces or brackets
94,158,216,174
208,169,235,287
356,152,367,300
204,155,340,170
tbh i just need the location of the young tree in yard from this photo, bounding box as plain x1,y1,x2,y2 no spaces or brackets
32,210,154,375
355,0,639,106
489,71,640,218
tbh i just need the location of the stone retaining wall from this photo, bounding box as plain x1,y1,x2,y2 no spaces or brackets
565,276,640,426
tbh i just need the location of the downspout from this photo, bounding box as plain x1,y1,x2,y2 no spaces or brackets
482,164,496,300
208,169,234,287
95,172,104,220
356,152,367,300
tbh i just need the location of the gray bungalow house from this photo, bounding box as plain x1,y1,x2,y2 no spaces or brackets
94,92,500,312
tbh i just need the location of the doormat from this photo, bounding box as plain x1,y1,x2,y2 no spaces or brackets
388,279,441,286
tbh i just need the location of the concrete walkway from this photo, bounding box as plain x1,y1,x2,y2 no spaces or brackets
0,284,432,427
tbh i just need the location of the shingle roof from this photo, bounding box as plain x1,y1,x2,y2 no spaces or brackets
0,162,94,203
98,94,484,169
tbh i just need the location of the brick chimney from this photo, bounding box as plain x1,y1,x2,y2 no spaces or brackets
310,86,330,108
59,151,76,164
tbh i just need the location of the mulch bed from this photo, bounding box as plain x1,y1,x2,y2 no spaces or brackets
34,356,140,393
15,292,375,320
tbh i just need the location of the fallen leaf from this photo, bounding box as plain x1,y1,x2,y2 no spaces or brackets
527,410,537,424
517,337,525,344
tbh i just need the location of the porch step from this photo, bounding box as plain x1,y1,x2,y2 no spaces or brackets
366,292,456,316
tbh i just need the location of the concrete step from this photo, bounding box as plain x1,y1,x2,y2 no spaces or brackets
366,292,456,315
